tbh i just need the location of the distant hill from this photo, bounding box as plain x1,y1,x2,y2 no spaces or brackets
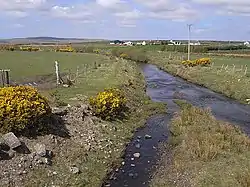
0,37,108,44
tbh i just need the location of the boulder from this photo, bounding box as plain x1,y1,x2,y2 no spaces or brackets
34,143,47,157
2,132,21,149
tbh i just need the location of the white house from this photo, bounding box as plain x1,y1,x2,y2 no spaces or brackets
244,41,250,46
190,41,201,45
136,41,147,45
124,41,133,46
169,40,181,45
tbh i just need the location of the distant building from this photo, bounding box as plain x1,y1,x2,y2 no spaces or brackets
190,41,201,45
168,40,181,45
244,41,250,46
136,41,147,45
124,41,133,46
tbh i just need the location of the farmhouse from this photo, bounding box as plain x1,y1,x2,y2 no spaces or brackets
244,41,250,46
124,41,133,46
190,41,201,45
136,41,147,45
168,40,181,45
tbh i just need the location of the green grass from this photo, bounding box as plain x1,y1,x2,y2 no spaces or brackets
0,51,166,187
0,51,104,80
150,51,250,103
150,102,250,187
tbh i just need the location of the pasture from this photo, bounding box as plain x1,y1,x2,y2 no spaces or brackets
0,50,165,187
150,50,250,103
1,43,250,186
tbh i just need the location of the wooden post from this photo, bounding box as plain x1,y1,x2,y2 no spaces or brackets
244,65,248,76
0,70,4,87
55,61,60,85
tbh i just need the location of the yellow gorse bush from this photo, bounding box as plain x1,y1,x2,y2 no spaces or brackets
89,88,127,120
93,49,100,54
119,53,129,59
0,86,51,133
182,57,211,67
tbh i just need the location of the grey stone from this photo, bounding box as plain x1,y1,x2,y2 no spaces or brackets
8,150,16,158
144,134,152,139
135,143,141,149
133,153,140,158
2,132,21,149
34,143,47,157
44,158,52,165
70,166,80,174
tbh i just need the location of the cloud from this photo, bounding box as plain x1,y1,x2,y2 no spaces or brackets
51,5,94,21
192,0,250,16
0,0,50,17
136,0,199,21
96,0,126,10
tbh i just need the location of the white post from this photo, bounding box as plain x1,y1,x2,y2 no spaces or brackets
55,61,60,85
187,24,192,61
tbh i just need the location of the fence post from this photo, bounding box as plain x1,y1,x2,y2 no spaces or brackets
0,70,4,87
55,61,60,85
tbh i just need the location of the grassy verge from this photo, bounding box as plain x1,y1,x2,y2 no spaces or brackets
151,102,250,187
150,51,250,103
0,51,166,187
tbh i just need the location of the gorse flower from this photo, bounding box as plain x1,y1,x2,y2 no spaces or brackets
89,88,127,120
182,58,211,67
0,86,51,133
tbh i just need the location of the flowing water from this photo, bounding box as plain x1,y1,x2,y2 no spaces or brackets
103,64,250,187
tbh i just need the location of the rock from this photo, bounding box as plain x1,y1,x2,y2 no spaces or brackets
128,173,134,177
2,132,21,149
137,136,142,139
133,153,140,158
63,84,69,88
8,150,16,158
52,107,68,116
135,143,141,149
131,164,135,167
70,167,80,174
44,158,52,165
34,143,47,157
47,150,53,158
144,134,152,139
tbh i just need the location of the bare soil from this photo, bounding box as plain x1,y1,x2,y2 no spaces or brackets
0,103,111,187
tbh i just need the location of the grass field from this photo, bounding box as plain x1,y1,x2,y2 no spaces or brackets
0,51,166,187
150,51,250,103
150,102,250,187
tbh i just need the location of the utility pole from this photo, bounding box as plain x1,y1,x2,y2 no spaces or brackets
187,24,192,61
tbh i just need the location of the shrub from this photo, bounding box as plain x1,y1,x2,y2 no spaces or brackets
120,53,129,59
89,88,127,120
111,48,149,63
182,57,211,67
93,49,100,54
0,86,52,133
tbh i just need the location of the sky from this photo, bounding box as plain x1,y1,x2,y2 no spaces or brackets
1,0,250,40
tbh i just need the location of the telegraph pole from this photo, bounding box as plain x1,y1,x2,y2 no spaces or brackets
187,24,192,61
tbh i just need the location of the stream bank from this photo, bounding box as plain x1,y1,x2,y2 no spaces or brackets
103,64,250,187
